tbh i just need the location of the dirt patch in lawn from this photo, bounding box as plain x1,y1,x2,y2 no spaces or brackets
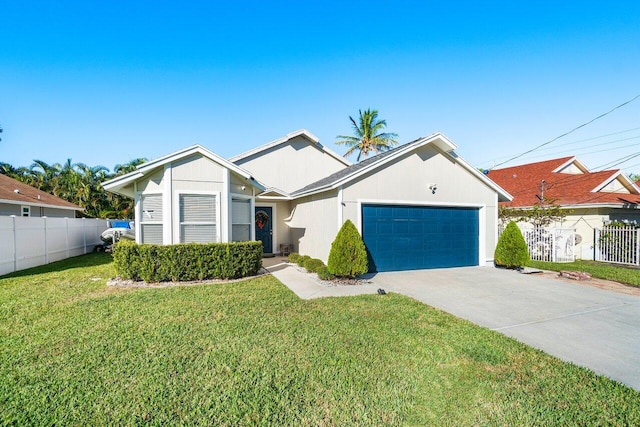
541,271,640,296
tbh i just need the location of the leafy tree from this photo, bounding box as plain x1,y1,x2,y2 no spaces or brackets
0,157,145,219
114,158,147,175
336,109,398,161
629,173,640,183
499,197,567,228
327,220,368,277
494,221,530,269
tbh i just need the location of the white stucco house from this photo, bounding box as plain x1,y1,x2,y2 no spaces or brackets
488,156,640,259
103,130,512,272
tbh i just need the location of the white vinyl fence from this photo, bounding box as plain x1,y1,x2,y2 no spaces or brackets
594,226,640,266
0,216,109,276
521,227,576,263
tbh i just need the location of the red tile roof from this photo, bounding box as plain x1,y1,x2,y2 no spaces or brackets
487,157,640,208
0,174,83,211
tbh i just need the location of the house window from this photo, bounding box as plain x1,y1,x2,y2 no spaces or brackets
231,198,251,241
179,193,218,243
21,206,30,217
140,194,163,244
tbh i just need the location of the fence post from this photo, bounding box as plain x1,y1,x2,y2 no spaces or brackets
65,218,70,259
44,217,49,265
637,229,640,267
12,216,17,273
82,218,87,255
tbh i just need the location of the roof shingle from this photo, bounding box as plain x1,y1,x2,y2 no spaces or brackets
487,157,640,207
0,174,82,210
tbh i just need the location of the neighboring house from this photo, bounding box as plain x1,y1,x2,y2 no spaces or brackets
0,173,83,218
487,157,640,259
103,130,512,272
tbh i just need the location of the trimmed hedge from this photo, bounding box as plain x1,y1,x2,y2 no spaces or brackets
113,240,263,282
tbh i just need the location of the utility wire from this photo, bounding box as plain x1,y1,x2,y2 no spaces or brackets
516,139,640,162
593,151,640,171
491,93,640,169
478,126,640,166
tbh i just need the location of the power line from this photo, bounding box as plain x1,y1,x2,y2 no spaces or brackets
491,93,640,169
506,137,640,163
478,127,640,167
593,151,640,171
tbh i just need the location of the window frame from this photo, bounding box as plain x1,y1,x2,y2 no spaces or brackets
176,190,220,244
139,193,164,244
231,194,253,242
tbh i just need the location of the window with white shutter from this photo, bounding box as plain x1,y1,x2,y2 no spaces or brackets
231,198,251,241
140,194,163,244
179,193,218,243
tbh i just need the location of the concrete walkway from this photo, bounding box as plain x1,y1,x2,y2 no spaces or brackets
266,261,379,299
265,261,640,391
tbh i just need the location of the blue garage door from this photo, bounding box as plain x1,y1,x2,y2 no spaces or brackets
362,205,479,272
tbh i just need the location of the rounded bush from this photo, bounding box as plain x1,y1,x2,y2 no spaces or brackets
316,266,335,281
303,258,325,273
495,221,530,269
297,255,311,267
288,252,301,263
327,219,368,278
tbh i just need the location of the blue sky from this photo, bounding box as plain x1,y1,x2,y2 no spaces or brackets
1,1,639,175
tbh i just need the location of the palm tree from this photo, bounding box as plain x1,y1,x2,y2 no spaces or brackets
335,109,399,161
114,158,147,175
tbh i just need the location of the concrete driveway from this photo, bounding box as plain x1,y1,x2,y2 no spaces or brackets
369,266,640,391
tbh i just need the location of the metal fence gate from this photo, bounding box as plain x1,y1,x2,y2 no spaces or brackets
521,227,576,263
594,226,640,266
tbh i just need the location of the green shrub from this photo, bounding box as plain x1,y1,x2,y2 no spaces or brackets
288,253,301,263
113,241,263,282
297,255,311,267
327,220,368,278
316,266,335,281
494,221,530,269
303,258,325,273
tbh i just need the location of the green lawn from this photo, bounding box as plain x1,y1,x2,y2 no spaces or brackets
1,254,638,425
528,259,640,287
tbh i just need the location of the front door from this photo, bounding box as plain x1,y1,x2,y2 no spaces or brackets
255,206,273,254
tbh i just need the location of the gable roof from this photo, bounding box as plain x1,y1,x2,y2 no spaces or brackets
0,174,83,211
487,157,640,208
229,129,351,167
103,144,266,197
291,132,512,201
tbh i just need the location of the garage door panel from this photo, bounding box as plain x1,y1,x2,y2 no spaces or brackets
362,204,479,272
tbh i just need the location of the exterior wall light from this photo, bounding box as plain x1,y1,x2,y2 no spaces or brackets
429,184,437,194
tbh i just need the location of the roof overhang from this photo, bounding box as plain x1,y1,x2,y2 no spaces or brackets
552,157,590,174
291,132,513,202
0,198,84,211
591,170,640,194
103,144,266,198
229,129,351,167
256,187,292,201
507,202,639,210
